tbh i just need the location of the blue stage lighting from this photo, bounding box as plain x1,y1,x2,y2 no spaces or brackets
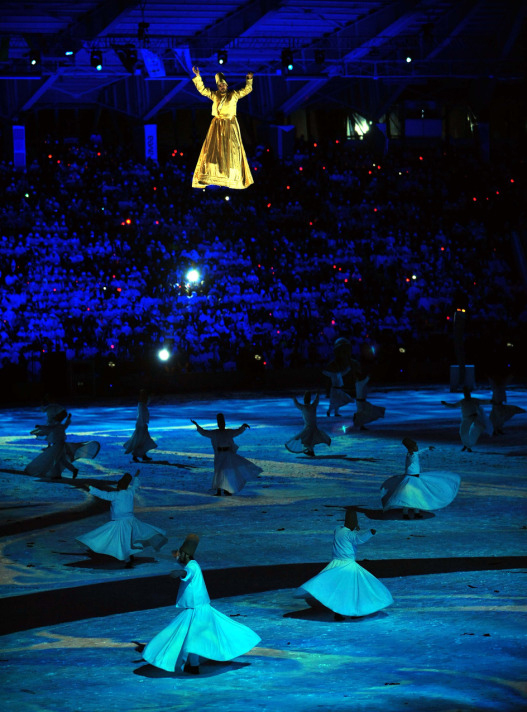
90,50,103,71
282,49,294,71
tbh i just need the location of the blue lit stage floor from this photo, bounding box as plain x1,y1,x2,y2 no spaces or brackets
1,386,526,711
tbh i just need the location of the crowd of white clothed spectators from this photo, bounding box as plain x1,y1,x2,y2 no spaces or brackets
0,137,525,383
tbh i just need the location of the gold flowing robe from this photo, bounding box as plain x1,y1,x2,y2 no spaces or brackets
192,75,254,190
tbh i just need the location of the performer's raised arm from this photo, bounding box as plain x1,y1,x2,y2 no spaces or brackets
191,419,212,438
235,72,254,99
191,66,213,99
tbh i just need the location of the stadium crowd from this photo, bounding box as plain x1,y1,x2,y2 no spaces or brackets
0,135,525,387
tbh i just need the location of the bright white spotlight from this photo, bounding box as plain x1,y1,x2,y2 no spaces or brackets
406,56,412,63
158,348,170,361
186,268,200,283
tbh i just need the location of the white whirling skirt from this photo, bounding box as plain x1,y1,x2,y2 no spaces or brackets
490,404,525,430
143,603,261,671
381,470,460,511
285,425,331,453
354,401,385,427
300,558,393,616
123,426,157,457
25,440,100,478
329,388,354,409
77,516,167,561
212,451,262,493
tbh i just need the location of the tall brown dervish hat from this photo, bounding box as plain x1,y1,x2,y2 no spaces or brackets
344,508,358,530
179,533,200,557
215,72,227,85
118,472,133,489
402,437,418,451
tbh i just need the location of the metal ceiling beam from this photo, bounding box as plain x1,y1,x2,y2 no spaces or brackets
54,0,138,43
331,0,420,63
424,0,481,60
467,0,527,119
366,0,481,121
498,0,527,59
277,0,417,115
18,73,59,112
189,0,282,56
278,77,329,116
142,79,189,121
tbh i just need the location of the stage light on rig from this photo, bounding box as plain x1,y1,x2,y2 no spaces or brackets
90,50,103,71
158,348,171,362
137,22,150,42
29,50,41,67
281,48,294,71
217,50,227,65
406,55,412,63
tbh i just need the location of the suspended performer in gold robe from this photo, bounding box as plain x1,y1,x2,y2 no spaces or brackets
191,66,254,190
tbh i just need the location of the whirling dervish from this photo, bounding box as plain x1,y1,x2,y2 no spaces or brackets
381,438,461,519
191,413,262,496
25,409,100,480
489,376,526,436
352,374,385,430
142,534,261,674
441,387,492,451
76,470,167,565
285,392,331,457
123,389,157,463
297,509,393,620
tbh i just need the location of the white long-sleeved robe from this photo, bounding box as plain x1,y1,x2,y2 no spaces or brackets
76,477,167,560
322,367,354,414
195,424,262,493
299,526,393,616
285,394,331,453
353,375,385,427
123,402,157,458
25,414,99,479
381,451,460,512
443,395,492,447
143,559,261,671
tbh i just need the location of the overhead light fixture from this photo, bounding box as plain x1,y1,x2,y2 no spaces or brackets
116,45,138,73
138,22,149,42
281,48,293,71
90,50,103,71
314,49,325,65
217,50,227,65
406,55,412,63
29,50,40,67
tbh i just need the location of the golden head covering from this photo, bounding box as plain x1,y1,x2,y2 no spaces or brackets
215,72,227,85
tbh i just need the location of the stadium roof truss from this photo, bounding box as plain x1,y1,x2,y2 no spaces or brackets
0,0,525,122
